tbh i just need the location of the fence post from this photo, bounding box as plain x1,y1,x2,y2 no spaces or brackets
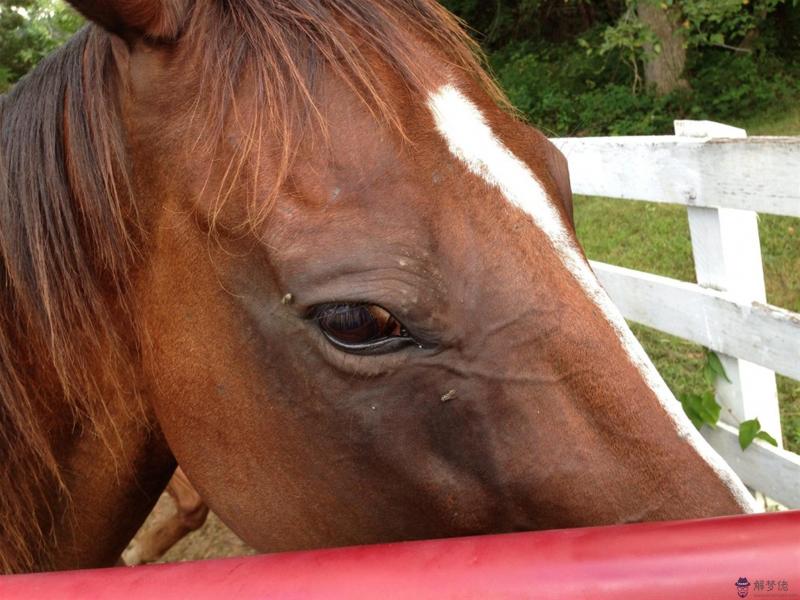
674,120,782,447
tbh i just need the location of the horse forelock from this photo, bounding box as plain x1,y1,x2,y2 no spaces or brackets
162,0,506,232
0,1,506,572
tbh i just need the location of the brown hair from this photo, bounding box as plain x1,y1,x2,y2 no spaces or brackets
0,27,138,572
0,0,503,572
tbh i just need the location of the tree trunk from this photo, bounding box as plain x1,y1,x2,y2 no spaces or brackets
637,0,689,95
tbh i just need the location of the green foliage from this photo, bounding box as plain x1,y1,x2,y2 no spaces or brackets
676,350,780,452
493,37,636,135
676,350,781,453
703,348,731,385
440,0,623,49
687,50,800,118
680,391,722,429
601,0,798,68
677,0,797,50
0,0,83,92
660,340,783,450
490,25,800,136
678,349,726,430
440,0,800,136
739,418,779,450
661,343,781,453
596,3,656,93
493,32,678,135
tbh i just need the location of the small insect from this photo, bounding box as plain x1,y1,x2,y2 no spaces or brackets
440,389,457,403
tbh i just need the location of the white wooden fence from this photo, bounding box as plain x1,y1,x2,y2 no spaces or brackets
552,120,800,509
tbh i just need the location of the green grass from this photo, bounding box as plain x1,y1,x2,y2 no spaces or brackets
572,111,800,452
737,103,800,137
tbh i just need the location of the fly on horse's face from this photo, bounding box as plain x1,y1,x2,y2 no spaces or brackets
2,0,756,572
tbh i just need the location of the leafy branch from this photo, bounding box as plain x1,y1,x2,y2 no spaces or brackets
679,349,778,451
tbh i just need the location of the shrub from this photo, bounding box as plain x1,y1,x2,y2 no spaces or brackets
492,33,800,136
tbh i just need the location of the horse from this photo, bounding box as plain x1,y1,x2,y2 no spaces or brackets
0,0,757,574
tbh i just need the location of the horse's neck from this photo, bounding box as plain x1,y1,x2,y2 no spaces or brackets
34,400,175,571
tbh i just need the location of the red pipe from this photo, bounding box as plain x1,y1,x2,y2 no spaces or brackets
2,511,798,599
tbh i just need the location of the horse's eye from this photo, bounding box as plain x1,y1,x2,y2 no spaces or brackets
309,303,416,355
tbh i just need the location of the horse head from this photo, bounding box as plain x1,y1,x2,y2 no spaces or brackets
0,0,755,572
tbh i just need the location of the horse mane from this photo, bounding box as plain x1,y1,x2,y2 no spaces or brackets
0,0,503,573
0,27,139,573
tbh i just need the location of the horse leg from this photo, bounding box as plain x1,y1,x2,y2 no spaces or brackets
122,467,209,565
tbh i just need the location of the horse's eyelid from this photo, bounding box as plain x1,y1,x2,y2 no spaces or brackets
321,331,418,356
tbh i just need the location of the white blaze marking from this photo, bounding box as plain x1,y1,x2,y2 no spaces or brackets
427,84,758,512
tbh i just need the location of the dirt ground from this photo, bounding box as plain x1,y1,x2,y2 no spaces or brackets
132,491,257,564
161,512,256,563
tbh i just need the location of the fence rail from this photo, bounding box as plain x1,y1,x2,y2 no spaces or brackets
552,120,800,508
705,422,800,509
593,262,800,382
3,512,798,600
552,131,800,218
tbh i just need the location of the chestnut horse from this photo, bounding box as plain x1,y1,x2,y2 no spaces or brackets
0,0,756,574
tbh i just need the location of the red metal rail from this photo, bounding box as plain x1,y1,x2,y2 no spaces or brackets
2,511,798,599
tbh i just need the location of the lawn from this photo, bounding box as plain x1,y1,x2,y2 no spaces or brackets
572,112,800,453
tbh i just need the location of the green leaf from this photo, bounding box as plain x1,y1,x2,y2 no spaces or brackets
738,419,777,450
680,394,704,429
680,392,721,430
698,392,722,427
755,430,779,447
710,33,726,45
704,350,731,384
739,419,759,449
703,361,715,385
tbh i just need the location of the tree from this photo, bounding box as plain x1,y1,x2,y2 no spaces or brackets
601,0,796,95
0,0,83,92
637,0,688,94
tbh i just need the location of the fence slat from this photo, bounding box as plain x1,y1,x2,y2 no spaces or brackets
702,422,800,508
591,261,800,381
677,121,783,446
552,135,800,218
